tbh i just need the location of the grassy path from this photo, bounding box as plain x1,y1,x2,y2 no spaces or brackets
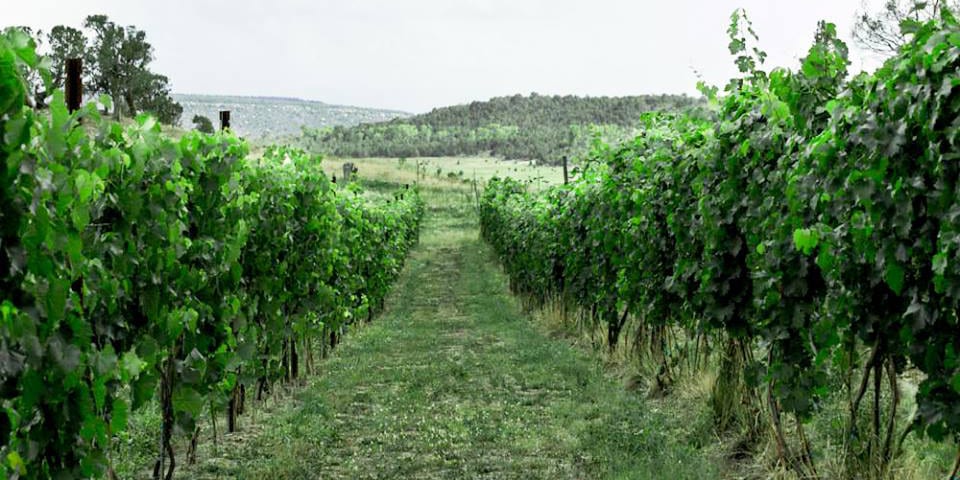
181,188,714,479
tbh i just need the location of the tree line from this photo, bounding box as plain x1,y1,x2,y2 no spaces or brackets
300,94,703,164
12,14,182,124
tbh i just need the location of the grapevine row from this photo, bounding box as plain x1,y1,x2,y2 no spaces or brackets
0,31,423,479
481,11,960,477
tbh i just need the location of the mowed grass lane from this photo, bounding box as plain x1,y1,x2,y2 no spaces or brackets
181,185,715,479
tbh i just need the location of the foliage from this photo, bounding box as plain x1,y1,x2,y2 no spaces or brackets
82,14,183,124
0,29,423,479
45,26,86,92
191,114,214,134
301,94,703,164
17,15,183,123
481,10,960,478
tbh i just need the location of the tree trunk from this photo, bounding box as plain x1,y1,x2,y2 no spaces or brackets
305,338,314,375
227,383,239,433
606,308,627,352
768,380,793,470
947,446,960,480
153,351,177,480
124,90,136,119
290,339,299,381
712,336,751,434
281,338,289,383
186,426,200,465
209,401,219,455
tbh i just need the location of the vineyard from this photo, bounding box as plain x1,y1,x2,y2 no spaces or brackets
0,30,422,479
481,11,960,479
6,5,960,480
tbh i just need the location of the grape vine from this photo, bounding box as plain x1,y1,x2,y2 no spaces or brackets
0,30,423,479
481,10,960,478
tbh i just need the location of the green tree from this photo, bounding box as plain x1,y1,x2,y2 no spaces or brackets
81,14,181,124
46,25,86,91
136,72,182,124
192,114,214,133
83,15,124,116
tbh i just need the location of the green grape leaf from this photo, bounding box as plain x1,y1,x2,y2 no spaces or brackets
0,66,24,115
110,397,129,434
6,451,25,475
932,252,948,276
75,170,95,204
120,351,145,382
131,374,158,410
172,387,204,416
46,278,70,325
793,228,819,255
885,262,905,295
92,378,107,411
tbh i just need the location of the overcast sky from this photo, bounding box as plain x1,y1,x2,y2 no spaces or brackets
8,0,882,113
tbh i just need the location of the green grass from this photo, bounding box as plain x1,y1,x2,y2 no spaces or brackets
159,182,716,479
108,158,959,479
322,156,565,191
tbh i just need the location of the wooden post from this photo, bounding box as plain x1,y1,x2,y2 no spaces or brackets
473,178,481,213
219,110,231,131
65,58,82,113
562,155,569,185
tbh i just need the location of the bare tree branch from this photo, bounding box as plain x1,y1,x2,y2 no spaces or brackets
853,0,959,55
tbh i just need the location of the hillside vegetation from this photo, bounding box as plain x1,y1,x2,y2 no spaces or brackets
300,93,701,164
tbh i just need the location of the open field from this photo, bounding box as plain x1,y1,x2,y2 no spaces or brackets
319,156,566,190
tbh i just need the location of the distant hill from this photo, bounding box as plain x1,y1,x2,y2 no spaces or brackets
404,93,700,129
301,93,703,163
175,94,411,140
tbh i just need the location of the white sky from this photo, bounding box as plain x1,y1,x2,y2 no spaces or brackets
7,0,884,113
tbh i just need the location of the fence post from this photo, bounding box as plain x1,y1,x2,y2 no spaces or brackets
342,162,355,182
562,155,569,185
65,58,82,113
219,110,231,131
